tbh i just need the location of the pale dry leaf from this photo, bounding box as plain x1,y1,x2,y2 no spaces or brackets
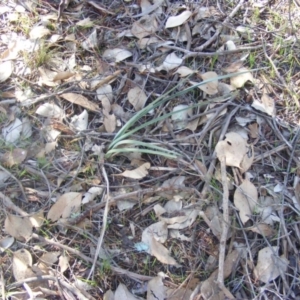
38,66,58,87
150,237,180,266
36,102,64,119
5,214,33,241
21,117,32,139
53,71,75,81
230,67,254,88
47,192,82,221
131,15,158,39
247,223,274,237
165,10,192,28
82,187,104,204
103,290,115,300
175,66,195,77
252,94,276,117
198,71,219,95
170,27,188,42
81,29,98,50
97,84,113,103
29,26,50,39
103,113,116,133
115,283,139,300
147,275,165,300
29,210,44,228
215,132,248,168
157,52,182,72
166,209,199,230
103,48,132,63
119,162,151,179
117,199,136,211
38,252,60,268
76,17,94,27
248,122,259,138
1,148,27,167
70,110,89,131
165,287,192,300
0,61,13,83
0,236,14,252
59,255,69,273
240,144,254,173
169,229,191,241
128,86,147,111
234,179,258,224
164,199,182,212
254,246,288,283
142,221,168,245
141,0,152,12
2,118,22,144
60,93,100,112
171,104,192,130
13,249,33,281
138,36,160,49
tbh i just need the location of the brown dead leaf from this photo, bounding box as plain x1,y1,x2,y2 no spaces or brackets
247,223,274,237
60,93,100,112
13,249,33,281
128,86,147,111
118,162,151,179
131,15,158,39
47,192,82,221
53,71,75,81
103,112,116,133
234,179,258,224
1,148,27,167
5,214,32,241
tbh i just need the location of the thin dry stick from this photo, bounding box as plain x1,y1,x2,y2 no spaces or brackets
0,192,28,217
0,165,28,202
194,0,245,51
87,163,110,280
217,156,229,286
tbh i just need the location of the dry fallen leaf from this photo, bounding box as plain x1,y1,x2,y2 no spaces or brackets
2,118,22,144
165,11,192,28
156,52,183,72
147,275,165,300
215,132,248,168
29,25,50,39
118,162,151,179
47,192,82,221
103,112,117,133
36,102,64,119
1,148,27,167
131,15,158,39
199,71,219,95
13,249,33,281
230,67,254,88
0,61,13,83
234,179,258,224
60,93,100,112
115,283,139,300
247,223,274,237
254,246,288,283
128,86,147,111
252,93,276,117
103,48,132,63
5,214,33,241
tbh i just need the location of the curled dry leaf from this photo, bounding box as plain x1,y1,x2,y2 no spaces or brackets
103,48,132,63
103,112,117,133
29,25,50,39
156,52,182,72
175,66,195,77
1,148,27,167
252,93,276,117
147,275,165,300
254,246,289,283
2,118,22,144
36,102,64,119
128,86,147,111
119,162,151,179
234,179,258,224
165,10,192,28
230,67,254,88
0,236,14,253
247,223,274,237
60,93,100,112
198,71,219,95
0,61,13,83
215,132,248,168
47,192,82,221
131,15,158,39
115,283,139,300
5,214,33,241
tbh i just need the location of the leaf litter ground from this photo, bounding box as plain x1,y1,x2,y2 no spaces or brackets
0,0,300,299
